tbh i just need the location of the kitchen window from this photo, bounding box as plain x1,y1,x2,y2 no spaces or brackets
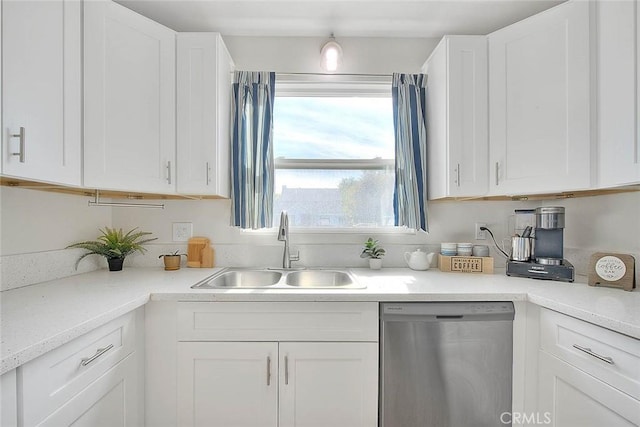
273,76,396,229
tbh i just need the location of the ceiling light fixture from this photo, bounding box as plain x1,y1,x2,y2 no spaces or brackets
320,34,343,73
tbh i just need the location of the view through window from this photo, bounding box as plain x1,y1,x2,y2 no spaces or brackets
273,95,395,228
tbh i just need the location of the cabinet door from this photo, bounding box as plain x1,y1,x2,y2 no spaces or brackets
279,342,378,427
537,351,640,427
176,33,232,196
489,1,591,195
447,36,488,198
84,0,175,193
2,0,81,185
425,36,488,200
177,342,278,427
596,0,640,187
36,354,139,427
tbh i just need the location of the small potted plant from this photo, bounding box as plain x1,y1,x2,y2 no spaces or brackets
159,250,186,271
67,227,157,271
360,237,386,270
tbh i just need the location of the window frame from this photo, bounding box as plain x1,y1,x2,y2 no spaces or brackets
270,74,412,233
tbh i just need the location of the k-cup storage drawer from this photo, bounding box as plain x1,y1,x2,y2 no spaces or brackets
539,308,640,400
177,302,379,342
21,311,137,427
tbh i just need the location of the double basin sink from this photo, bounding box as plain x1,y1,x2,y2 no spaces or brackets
192,268,365,290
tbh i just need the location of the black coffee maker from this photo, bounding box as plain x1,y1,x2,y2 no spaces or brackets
507,206,575,282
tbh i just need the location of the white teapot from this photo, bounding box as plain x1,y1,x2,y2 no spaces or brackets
404,249,435,271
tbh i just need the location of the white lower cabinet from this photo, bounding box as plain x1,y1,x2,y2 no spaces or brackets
171,302,379,427
177,341,377,427
534,308,640,427
17,309,143,427
1,370,17,427
178,342,278,427
37,354,139,427
278,342,378,427
537,351,640,427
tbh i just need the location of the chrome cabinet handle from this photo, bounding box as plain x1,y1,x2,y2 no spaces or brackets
495,162,499,186
80,344,114,367
166,161,172,184
267,356,272,386
10,127,25,163
206,162,211,184
572,344,614,365
456,163,460,187
284,355,289,385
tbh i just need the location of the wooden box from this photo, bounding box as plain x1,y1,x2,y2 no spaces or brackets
438,254,494,274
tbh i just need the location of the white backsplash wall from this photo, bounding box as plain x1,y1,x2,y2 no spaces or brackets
112,192,640,282
2,186,637,288
111,196,536,269
0,187,112,290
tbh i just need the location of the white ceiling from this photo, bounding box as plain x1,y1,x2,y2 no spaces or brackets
115,0,564,38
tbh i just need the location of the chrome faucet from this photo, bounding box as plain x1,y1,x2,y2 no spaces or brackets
277,211,299,269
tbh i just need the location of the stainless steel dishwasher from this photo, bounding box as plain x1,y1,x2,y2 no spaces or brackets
380,302,515,427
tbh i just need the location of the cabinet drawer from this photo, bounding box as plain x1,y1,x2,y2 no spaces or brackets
21,311,137,427
540,308,640,400
177,302,378,342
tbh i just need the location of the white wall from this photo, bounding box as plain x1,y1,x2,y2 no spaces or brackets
224,36,440,74
110,192,640,281
0,186,111,255
0,186,112,290
1,185,638,285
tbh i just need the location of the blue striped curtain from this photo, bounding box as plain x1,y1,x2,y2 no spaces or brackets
392,73,429,232
231,71,276,229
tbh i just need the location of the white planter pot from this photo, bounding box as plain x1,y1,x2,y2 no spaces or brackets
369,258,383,270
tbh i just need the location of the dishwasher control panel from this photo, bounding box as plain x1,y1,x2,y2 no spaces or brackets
381,302,515,321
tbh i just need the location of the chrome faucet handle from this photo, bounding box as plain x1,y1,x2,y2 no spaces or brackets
290,250,300,262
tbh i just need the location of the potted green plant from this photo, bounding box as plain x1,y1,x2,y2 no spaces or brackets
360,237,386,270
159,250,186,271
67,227,157,271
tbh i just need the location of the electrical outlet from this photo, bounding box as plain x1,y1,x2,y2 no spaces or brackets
172,222,193,242
475,222,487,240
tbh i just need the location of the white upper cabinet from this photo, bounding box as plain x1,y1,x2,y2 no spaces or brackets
595,0,640,188
423,36,488,199
2,0,81,186
84,0,176,193
176,33,233,196
488,1,591,195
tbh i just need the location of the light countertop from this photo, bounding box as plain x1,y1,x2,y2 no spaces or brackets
2,267,639,375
